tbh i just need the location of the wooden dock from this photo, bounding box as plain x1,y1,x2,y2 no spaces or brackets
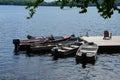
80,36,120,53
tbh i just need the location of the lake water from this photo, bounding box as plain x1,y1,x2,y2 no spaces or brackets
0,5,120,80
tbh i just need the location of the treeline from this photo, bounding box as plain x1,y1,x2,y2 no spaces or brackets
0,0,28,5
0,0,59,6
0,0,120,6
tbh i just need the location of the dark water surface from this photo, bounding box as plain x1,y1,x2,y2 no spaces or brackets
0,5,120,80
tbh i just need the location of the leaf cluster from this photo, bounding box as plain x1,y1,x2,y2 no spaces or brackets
26,0,120,19
26,0,44,19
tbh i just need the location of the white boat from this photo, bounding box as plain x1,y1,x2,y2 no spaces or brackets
76,42,98,65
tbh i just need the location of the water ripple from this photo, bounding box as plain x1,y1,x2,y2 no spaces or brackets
0,6,120,80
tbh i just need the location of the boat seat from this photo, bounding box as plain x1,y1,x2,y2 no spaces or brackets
80,50,97,53
70,45,79,48
62,47,73,50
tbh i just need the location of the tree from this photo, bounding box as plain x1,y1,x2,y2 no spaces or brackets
26,0,120,19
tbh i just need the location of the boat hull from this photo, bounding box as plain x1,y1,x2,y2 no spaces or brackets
27,45,56,54
13,35,72,53
52,47,79,59
75,42,98,65
51,42,83,59
75,55,96,65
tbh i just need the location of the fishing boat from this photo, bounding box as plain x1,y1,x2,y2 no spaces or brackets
26,43,56,54
13,35,72,53
75,42,98,65
26,34,78,42
51,42,83,59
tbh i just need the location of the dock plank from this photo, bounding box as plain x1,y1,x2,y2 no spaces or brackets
80,36,120,46
80,36,120,53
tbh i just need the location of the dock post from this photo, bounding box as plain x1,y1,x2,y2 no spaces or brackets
86,32,89,37
13,39,20,53
110,32,112,39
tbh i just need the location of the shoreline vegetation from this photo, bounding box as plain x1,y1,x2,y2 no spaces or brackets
0,0,120,6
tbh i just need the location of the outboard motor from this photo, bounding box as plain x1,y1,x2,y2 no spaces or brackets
82,53,87,68
54,47,58,53
26,45,31,56
13,39,20,53
52,47,58,60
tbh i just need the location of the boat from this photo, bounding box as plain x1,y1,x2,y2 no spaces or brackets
23,35,71,44
26,43,56,54
51,42,83,59
13,35,72,53
26,34,78,42
75,42,98,66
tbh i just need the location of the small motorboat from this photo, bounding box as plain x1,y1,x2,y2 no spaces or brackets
27,34,77,40
51,42,83,59
13,35,72,53
75,42,98,66
26,43,56,54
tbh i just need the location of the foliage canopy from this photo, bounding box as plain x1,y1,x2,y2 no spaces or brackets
26,0,120,19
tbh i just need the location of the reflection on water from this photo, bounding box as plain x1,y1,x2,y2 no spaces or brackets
0,6,120,80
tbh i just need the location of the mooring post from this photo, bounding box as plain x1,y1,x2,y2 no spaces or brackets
86,32,89,37
110,32,112,39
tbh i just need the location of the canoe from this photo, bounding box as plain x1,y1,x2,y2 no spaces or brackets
51,42,83,59
75,42,98,65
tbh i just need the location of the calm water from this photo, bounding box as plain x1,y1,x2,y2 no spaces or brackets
0,5,120,80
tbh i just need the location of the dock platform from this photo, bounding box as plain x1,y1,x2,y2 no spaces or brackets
80,36,120,53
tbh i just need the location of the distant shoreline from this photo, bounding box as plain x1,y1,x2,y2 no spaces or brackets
0,3,120,7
